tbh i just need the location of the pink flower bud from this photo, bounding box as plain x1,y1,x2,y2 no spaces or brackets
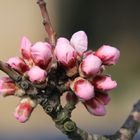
54,38,77,68
20,36,32,60
14,97,37,123
79,54,102,77
7,57,29,73
27,66,47,83
70,77,95,101
95,45,120,65
92,75,117,92
84,97,106,116
0,77,17,96
95,92,110,105
31,42,52,69
70,31,88,55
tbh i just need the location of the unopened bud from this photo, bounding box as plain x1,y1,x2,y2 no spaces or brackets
79,54,102,77
14,97,37,123
27,66,47,83
70,77,94,101
92,75,117,92
31,42,52,69
54,38,77,68
95,45,120,65
20,36,32,60
70,31,88,55
7,57,29,73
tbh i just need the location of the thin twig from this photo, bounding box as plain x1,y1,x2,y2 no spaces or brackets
107,100,140,140
0,60,21,82
37,0,56,46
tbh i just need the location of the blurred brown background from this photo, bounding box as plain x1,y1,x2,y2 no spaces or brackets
0,0,140,139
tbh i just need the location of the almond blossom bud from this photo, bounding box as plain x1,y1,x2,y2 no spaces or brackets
54,38,77,68
27,66,47,83
84,97,106,116
14,97,37,123
70,77,94,101
70,31,88,55
0,77,17,96
92,75,117,92
95,92,110,105
95,45,120,65
20,36,32,60
31,42,52,69
7,57,29,73
79,54,102,77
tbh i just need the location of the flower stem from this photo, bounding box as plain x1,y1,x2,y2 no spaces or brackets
37,0,56,46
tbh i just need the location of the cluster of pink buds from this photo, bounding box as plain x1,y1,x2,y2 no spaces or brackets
0,30,120,122
0,37,53,122
54,31,120,116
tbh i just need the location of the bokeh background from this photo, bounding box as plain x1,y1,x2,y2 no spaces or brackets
0,0,140,140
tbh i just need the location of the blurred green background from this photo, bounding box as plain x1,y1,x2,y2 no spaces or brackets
0,0,140,139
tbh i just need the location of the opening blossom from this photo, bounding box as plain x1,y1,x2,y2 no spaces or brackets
95,45,120,65
0,30,120,123
0,37,52,122
70,31,88,55
84,93,110,116
92,75,117,92
54,31,88,68
54,38,77,68
70,77,95,101
14,97,37,123
7,57,29,73
20,36,32,60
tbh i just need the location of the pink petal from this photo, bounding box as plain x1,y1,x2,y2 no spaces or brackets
7,57,29,73
31,42,52,69
70,77,95,101
54,38,77,68
27,66,47,83
84,98,106,116
95,45,120,65
20,36,32,60
70,31,88,55
14,97,37,123
79,54,102,77
0,77,17,96
93,75,117,92
95,92,110,105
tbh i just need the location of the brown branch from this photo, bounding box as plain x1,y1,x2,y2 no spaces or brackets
40,90,140,140
107,100,140,140
35,1,140,139
0,60,140,139
0,1,140,139
37,0,56,46
0,60,22,82
0,61,38,96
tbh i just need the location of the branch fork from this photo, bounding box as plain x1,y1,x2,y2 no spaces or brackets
0,1,140,140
